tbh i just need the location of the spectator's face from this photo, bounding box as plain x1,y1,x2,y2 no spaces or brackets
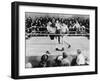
56,20,59,23
77,49,81,54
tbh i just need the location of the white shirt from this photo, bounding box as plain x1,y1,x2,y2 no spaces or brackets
55,22,61,30
61,24,69,33
47,25,56,33
73,22,80,29
77,54,85,65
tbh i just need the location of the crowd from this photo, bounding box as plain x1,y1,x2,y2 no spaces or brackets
25,16,89,39
26,49,89,68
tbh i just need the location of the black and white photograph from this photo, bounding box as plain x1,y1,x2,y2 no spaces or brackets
25,13,90,68
11,1,97,79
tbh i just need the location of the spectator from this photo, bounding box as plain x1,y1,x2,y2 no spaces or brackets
55,55,63,66
61,52,71,66
25,16,89,39
76,49,85,65
38,51,51,67
39,54,49,67
26,62,32,68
